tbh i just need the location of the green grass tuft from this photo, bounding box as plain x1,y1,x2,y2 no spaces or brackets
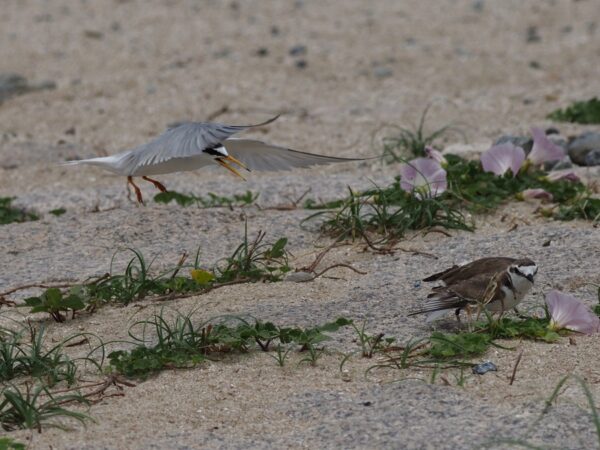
547,97,600,124
0,197,38,225
154,190,257,208
108,310,352,378
378,105,465,161
0,384,91,432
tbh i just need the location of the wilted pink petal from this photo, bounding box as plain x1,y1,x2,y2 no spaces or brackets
529,127,565,165
399,158,447,198
546,171,581,183
546,290,599,335
480,143,525,177
424,146,448,166
520,188,553,202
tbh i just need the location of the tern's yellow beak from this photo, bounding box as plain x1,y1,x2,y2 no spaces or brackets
216,156,249,180
224,154,250,172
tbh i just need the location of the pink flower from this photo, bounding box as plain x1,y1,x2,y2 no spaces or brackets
399,158,447,198
545,171,581,183
424,146,447,166
519,188,553,202
546,290,599,335
528,128,565,165
480,143,526,177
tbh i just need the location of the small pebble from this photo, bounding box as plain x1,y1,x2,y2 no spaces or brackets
584,148,600,166
526,26,541,43
568,131,600,165
494,135,533,154
472,361,497,375
372,66,393,79
295,59,307,69
289,45,307,56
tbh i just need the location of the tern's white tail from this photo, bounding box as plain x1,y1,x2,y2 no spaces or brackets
61,155,127,175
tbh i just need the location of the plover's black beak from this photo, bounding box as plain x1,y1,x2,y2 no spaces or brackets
526,274,534,283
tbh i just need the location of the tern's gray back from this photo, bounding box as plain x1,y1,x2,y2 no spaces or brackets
128,121,249,171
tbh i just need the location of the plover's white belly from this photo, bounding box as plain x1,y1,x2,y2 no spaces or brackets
486,281,533,312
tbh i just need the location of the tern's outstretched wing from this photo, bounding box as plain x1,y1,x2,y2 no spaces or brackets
130,116,279,169
222,138,363,171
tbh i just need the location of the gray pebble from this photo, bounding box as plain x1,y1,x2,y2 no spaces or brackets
472,0,484,12
472,361,497,375
289,45,307,56
584,148,600,166
285,271,314,283
373,66,393,79
0,73,56,104
568,132,600,165
547,156,573,171
493,135,533,154
295,59,307,69
526,26,541,43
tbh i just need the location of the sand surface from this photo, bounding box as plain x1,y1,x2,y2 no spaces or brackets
1,1,600,449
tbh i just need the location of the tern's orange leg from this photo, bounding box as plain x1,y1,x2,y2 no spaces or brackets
127,176,144,204
142,176,168,193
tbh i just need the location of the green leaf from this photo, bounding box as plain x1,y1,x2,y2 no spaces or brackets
429,332,491,358
0,437,26,450
23,296,43,307
154,191,196,207
62,294,86,310
0,197,39,225
268,238,288,258
190,269,215,284
43,288,63,304
49,208,66,216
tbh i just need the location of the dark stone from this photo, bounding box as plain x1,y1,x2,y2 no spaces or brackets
568,132,600,165
493,135,533,154
295,59,307,69
584,148,600,166
526,26,541,43
289,45,307,56
472,361,497,375
372,66,393,79
547,156,573,171
0,73,56,104
255,47,269,57
472,0,484,12
83,29,104,39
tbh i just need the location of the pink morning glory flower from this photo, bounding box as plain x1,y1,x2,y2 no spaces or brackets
480,143,526,177
424,146,448,166
519,188,553,202
545,170,581,183
528,127,565,165
546,290,599,335
399,157,447,198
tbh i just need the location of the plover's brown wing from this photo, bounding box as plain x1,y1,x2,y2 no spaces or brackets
423,257,516,283
222,138,365,171
422,264,460,282
409,273,500,317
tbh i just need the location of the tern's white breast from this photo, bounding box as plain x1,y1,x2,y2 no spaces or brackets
130,154,213,176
